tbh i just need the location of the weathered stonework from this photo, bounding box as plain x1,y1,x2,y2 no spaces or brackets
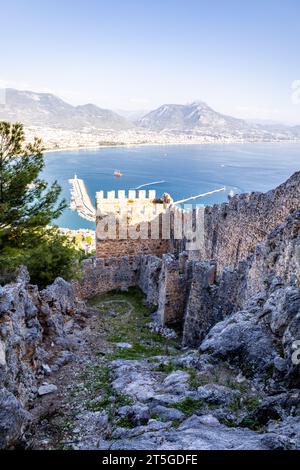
78,172,300,342
157,253,192,325
202,171,300,273
96,190,173,258
75,257,141,299
183,209,300,348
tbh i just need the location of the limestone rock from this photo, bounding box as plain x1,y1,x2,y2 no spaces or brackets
115,342,133,349
151,405,184,421
0,271,86,448
118,404,150,426
0,389,31,449
38,384,58,396
196,384,241,406
200,310,277,377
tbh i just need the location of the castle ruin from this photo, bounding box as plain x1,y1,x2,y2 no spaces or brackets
76,172,300,328
96,189,183,258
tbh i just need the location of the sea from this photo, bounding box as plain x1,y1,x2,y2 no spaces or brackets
42,143,300,230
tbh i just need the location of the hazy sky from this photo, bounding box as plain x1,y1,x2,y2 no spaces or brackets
1,0,300,123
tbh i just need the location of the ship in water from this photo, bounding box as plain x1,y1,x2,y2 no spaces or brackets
114,169,123,177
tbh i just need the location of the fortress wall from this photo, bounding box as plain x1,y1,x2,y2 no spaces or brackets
96,236,172,259
94,173,300,268
75,255,165,306
77,173,300,339
183,208,300,346
75,256,141,299
95,189,174,258
202,172,300,273
74,253,191,325
157,253,192,325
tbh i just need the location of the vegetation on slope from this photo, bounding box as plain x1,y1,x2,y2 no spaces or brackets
0,121,82,287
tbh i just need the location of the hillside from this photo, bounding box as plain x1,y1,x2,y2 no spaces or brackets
137,101,300,140
0,89,133,131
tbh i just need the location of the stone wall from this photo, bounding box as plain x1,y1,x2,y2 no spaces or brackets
202,172,300,273
78,173,300,342
96,189,173,259
75,257,141,299
95,173,300,272
75,254,191,325
183,208,300,347
78,202,300,339
157,253,192,325
96,237,172,259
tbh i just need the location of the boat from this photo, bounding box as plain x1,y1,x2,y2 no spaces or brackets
114,170,123,177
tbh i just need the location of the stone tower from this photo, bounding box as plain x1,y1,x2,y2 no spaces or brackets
95,189,174,258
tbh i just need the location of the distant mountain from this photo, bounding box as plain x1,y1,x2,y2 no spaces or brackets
137,101,300,140
137,101,250,131
0,89,133,131
1,90,299,141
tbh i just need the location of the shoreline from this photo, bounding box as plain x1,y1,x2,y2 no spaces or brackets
43,139,300,154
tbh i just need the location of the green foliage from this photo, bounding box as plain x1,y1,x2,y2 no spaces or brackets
239,416,263,432
188,369,204,390
218,417,237,428
116,416,135,428
154,362,177,373
89,288,179,361
170,397,204,416
0,121,81,287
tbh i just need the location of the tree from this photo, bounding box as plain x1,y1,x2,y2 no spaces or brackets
0,121,65,246
0,122,81,286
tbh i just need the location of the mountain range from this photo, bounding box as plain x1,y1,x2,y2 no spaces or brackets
0,89,133,131
0,88,300,140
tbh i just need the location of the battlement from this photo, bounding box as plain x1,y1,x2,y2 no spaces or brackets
96,189,174,218
95,188,175,258
96,189,157,205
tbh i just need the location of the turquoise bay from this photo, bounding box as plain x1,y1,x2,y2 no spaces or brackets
43,143,300,230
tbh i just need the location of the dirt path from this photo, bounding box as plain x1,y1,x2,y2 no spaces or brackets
26,288,178,449
26,288,266,450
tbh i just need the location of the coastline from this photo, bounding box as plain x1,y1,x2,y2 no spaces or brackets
43,138,300,154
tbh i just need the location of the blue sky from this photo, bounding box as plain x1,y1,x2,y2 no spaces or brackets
0,0,300,123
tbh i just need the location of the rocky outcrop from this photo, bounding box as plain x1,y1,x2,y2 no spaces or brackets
71,352,300,450
184,208,300,351
0,267,86,448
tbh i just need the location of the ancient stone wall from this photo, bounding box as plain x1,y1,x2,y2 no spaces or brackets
95,173,300,270
96,189,174,258
183,208,300,346
96,237,172,259
79,173,300,342
202,172,300,273
157,253,192,325
75,254,191,325
75,257,141,299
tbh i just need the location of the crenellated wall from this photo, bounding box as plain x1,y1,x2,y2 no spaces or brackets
77,172,300,339
202,172,300,273
95,189,174,258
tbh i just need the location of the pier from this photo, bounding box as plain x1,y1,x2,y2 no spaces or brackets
69,175,96,222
